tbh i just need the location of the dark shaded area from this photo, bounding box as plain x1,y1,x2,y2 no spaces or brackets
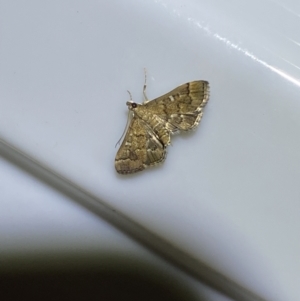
1,253,203,301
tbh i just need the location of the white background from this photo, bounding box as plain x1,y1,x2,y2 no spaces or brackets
1,1,300,300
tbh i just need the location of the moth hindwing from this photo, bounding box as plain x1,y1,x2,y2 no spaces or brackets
115,80,209,174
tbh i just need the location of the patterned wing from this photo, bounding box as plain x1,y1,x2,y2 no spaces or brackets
144,81,209,132
115,116,166,174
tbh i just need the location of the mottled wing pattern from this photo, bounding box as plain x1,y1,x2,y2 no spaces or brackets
144,81,209,132
115,116,166,174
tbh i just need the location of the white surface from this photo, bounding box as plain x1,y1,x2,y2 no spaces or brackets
0,156,229,301
1,0,300,300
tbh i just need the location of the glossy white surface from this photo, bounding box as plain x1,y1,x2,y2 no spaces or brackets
0,157,229,301
1,0,300,300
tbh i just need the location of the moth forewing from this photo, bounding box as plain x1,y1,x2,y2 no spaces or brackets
115,117,166,174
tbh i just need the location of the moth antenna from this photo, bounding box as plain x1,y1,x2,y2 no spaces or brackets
115,110,132,148
143,68,148,102
127,90,133,101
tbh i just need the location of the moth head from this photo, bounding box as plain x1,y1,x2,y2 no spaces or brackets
126,101,138,111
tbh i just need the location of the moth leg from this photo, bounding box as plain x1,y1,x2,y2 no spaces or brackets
143,68,149,102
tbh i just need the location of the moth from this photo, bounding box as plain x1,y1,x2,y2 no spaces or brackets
115,78,209,174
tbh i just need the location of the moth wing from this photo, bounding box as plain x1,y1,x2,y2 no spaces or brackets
115,116,166,174
144,80,209,132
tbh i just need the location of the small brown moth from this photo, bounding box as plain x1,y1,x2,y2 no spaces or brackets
115,77,209,174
